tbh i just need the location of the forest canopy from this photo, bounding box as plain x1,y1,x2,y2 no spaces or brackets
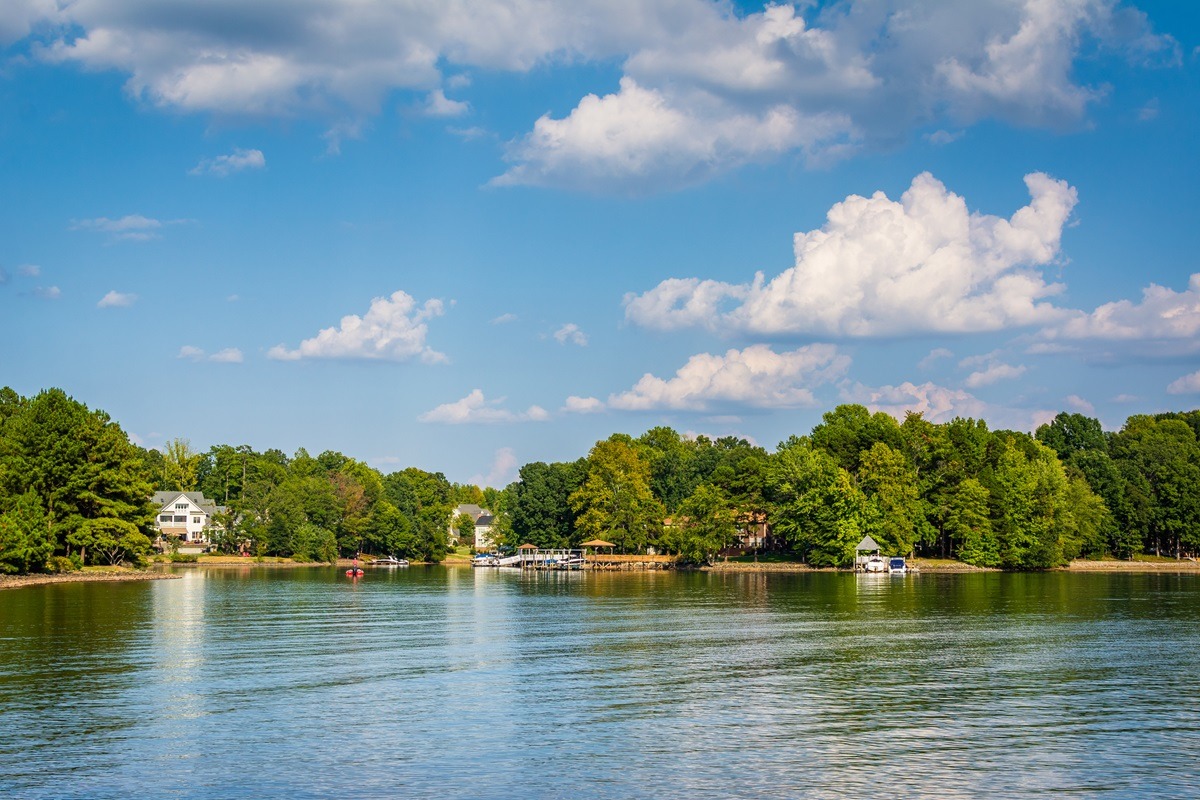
2,386,1198,574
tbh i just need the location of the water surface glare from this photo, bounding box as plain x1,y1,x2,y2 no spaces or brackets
2,568,1198,798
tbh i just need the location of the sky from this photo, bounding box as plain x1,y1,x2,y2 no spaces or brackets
2,0,1199,487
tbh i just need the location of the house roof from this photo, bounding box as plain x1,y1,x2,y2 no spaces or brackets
453,504,491,520
855,535,882,552
152,491,226,516
475,514,495,526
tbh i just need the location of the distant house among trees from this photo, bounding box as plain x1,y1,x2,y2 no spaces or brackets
152,491,226,552
450,503,496,550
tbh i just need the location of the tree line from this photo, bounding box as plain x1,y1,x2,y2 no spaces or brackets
497,406,1200,569
2,385,1198,574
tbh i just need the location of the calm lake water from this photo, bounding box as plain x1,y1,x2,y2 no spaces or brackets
2,567,1198,799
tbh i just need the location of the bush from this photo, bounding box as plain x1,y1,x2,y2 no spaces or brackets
47,555,79,574
169,553,198,563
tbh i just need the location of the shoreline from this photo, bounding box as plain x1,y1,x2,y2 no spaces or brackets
5,557,1196,590
0,569,181,591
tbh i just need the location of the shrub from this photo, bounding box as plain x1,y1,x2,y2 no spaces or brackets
47,555,79,574
169,553,199,563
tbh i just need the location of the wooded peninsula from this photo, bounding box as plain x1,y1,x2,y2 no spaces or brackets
2,385,1198,576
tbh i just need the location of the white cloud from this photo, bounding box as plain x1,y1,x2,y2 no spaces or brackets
189,147,265,177
845,379,1053,431
178,345,243,364
918,347,954,370
268,290,446,363
469,447,519,488
17,264,40,277
226,294,240,302
424,89,469,118
97,290,137,308
1167,371,1200,395
1112,393,1139,403
70,214,188,242
1065,394,1095,414
959,350,1026,388
1138,98,1160,122
925,129,963,146
15,1,1171,192
627,172,1076,337
490,312,517,325
562,395,605,414
1042,273,1200,345
553,323,588,346
32,285,61,300
209,348,244,363
608,343,848,412
493,76,855,192
964,362,1027,388
419,389,548,424
0,0,53,44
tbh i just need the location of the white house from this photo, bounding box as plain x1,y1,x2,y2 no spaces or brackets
450,503,496,551
152,491,226,551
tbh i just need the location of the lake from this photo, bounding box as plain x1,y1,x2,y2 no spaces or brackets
2,567,1198,799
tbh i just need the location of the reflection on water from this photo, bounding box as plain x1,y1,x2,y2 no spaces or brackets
1,568,1198,799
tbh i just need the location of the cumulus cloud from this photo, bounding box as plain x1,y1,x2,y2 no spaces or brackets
627,172,1076,337
1042,273,1200,346
419,389,548,424
268,290,446,363
845,380,1053,431
14,1,1173,191
189,147,265,176
178,345,243,363
32,285,61,300
424,89,469,118
1167,371,1200,395
553,323,588,346
608,343,848,412
493,76,855,192
562,395,605,414
97,290,137,308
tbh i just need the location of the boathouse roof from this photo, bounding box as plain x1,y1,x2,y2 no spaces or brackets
855,535,882,552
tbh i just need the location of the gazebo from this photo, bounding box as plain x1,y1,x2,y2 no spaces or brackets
579,539,615,562
854,535,882,571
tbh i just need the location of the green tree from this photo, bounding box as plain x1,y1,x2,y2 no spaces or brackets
769,440,870,566
946,478,997,566
570,438,663,553
0,490,54,574
858,442,922,556
662,483,737,564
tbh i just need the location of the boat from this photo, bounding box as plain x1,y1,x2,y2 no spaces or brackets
472,554,499,567
888,557,907,574
863,556,887,573
372,556,409,566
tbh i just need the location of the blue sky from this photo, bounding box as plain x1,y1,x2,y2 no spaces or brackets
2,0,1199,486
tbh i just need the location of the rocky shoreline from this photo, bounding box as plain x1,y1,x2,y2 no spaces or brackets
0,570,181,591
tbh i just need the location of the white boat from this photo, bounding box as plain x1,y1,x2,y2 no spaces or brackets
472,555,499,567
372,556,409,566
863,556,887,573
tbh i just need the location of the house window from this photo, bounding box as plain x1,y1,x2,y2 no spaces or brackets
159,515,172,522
175,503,188,510
193,517,201,524
173,515,187,523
